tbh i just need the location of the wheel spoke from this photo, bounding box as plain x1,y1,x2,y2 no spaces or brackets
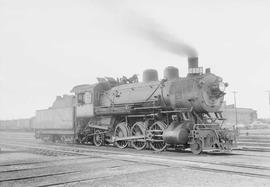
149,121,167,151
114,122,129,149
131,122,146,150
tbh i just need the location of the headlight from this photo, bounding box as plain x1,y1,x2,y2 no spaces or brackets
218,82,226,92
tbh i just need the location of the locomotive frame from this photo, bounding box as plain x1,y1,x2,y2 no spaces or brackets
74,100,236,154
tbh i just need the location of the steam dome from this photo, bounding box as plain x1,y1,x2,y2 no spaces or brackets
164,66,179,80
143,69,159,82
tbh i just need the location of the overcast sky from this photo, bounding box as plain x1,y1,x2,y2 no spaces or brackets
1,0,270,119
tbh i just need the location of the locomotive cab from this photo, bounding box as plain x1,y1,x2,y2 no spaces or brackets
71,82,112,118
71,84,95,118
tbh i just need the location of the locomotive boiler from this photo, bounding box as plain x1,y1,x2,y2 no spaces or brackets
101,57,225,112
34,57,237,154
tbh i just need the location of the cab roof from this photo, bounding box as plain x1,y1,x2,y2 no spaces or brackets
70,84,97,94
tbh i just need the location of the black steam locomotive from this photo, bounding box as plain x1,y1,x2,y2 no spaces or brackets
34,57,236,154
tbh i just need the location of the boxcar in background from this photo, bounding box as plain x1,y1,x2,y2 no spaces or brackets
0,118,33,131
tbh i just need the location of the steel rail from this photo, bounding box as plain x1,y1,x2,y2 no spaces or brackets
1,142,270,176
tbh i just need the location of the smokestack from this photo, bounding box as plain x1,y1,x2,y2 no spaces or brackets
188,57,202,75
188,57,198,69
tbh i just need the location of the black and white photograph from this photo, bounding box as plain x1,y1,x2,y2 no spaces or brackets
0,0,270,186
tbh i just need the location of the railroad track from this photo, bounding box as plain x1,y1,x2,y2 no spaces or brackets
237,128,270,152
2,130,270,154
1,141,270,186
1,130,270,186
3,137,270,160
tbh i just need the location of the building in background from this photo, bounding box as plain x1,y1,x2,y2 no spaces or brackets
221,102,257,125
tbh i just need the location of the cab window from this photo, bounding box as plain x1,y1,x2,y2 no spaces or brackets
77,93,85,105
84,92,92,104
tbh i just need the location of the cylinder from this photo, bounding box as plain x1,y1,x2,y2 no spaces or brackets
188,57,198,69
142,69,159,82
163,121,191,145
164,66,179,80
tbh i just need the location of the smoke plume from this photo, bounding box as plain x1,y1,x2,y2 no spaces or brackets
98,1,198,57
124,12,198,58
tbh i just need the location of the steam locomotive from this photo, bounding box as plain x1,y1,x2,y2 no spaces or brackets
34,57,236,154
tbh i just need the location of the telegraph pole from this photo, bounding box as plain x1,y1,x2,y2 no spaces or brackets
232,91,238,126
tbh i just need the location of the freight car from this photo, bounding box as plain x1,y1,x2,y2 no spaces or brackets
34,57,237,154
0,118,34,131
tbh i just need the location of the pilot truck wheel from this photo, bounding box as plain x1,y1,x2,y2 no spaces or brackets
190,139,203,155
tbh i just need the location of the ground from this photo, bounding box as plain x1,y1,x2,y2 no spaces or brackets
0,131,270,187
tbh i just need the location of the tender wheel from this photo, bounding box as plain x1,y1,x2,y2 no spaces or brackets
53,135,61,143
149,121,167,151
114,122,129,149
190,139,203,155
131,122,146,150
60,136,67,144
93,129,104,147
